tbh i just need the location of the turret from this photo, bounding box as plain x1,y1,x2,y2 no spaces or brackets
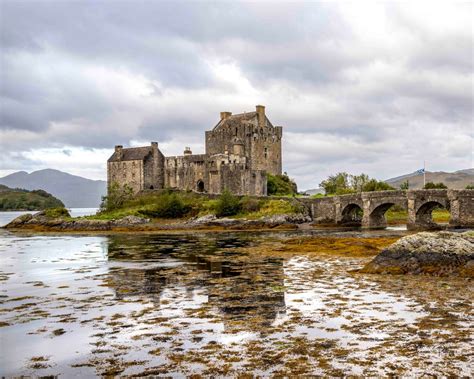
184,146,192,156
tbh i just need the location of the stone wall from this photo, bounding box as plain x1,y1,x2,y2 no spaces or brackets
448,189,474,228
300,197,335,223
108,160,144,193
205,106,282,176
164,154,207,192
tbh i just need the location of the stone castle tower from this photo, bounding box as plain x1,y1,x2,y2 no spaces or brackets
107,105,283,196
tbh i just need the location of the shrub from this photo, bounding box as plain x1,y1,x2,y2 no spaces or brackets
43,207,70,218
139,193,191,218
424,182,448,189
240,197,261,213
215,189,241,217
466,184,474,189
400,180,409,190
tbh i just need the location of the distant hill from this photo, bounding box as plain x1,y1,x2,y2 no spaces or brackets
301,188,324,196
385,169,474,190
0,169,107,207
0,184,64,210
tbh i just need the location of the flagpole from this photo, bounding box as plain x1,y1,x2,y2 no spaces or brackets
423,160,426,188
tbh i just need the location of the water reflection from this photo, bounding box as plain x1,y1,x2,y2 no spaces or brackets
106,234,286,331
1,230,471,377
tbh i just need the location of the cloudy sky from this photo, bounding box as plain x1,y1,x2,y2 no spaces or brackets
0,1,472,189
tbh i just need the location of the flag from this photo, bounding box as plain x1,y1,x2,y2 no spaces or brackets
415,168,425,174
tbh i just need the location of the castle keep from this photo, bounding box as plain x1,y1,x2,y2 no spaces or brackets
107,105,282,196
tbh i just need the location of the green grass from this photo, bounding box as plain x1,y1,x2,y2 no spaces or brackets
386,209,450,224
43,207,71,218
87,191,306,221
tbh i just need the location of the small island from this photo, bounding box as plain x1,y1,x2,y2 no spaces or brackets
0,184,64,211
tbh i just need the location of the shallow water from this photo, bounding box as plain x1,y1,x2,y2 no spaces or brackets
0,230,472,376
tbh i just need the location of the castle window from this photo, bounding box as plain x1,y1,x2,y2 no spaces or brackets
264,147,268,159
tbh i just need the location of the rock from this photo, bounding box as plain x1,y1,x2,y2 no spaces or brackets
5,213,34,227
4,212,151,231
188,214,217,224
361,231,474,277
113,215,150,226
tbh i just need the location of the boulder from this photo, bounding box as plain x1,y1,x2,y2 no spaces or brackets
361,231,474,277
113,215,150,226
5,213,34,227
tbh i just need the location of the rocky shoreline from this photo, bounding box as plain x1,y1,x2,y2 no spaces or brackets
3,211,312,232
361,231,474,277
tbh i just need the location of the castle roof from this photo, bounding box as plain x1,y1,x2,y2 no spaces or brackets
212,111,274,131
107,146,152,162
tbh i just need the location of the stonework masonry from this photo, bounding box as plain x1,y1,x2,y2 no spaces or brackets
107,105,282,196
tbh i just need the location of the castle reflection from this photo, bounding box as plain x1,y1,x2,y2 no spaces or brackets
105,233,286,332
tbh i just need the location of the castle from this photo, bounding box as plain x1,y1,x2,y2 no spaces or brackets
107,105,282,196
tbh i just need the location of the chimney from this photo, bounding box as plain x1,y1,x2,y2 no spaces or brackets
151,141,158,155
256,105,265,128
184,146,192,156
115,145,123,159
220,111,232,120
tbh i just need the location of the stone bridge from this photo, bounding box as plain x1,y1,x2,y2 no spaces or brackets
301,189,474,230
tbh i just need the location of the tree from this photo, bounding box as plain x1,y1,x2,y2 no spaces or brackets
320,172,394,195
267,173,297,196
352,174,370,192
100,182,134,211
400,180,409,190
424,182,448,189
320,172,353,195
466,184,474,189
361,179,394,192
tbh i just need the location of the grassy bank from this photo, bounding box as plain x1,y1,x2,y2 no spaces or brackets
88,190,305,221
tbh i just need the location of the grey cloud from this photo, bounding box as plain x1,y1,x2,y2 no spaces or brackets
0,1,471,188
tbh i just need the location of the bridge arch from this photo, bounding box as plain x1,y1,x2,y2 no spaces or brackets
340,203,363,226
414,200,450,229
363,195,408,229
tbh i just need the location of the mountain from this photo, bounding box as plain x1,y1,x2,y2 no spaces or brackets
385,169,474,190
0,169,107,208
301,188,325,196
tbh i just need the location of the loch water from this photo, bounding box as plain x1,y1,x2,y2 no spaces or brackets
0,229,472,376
